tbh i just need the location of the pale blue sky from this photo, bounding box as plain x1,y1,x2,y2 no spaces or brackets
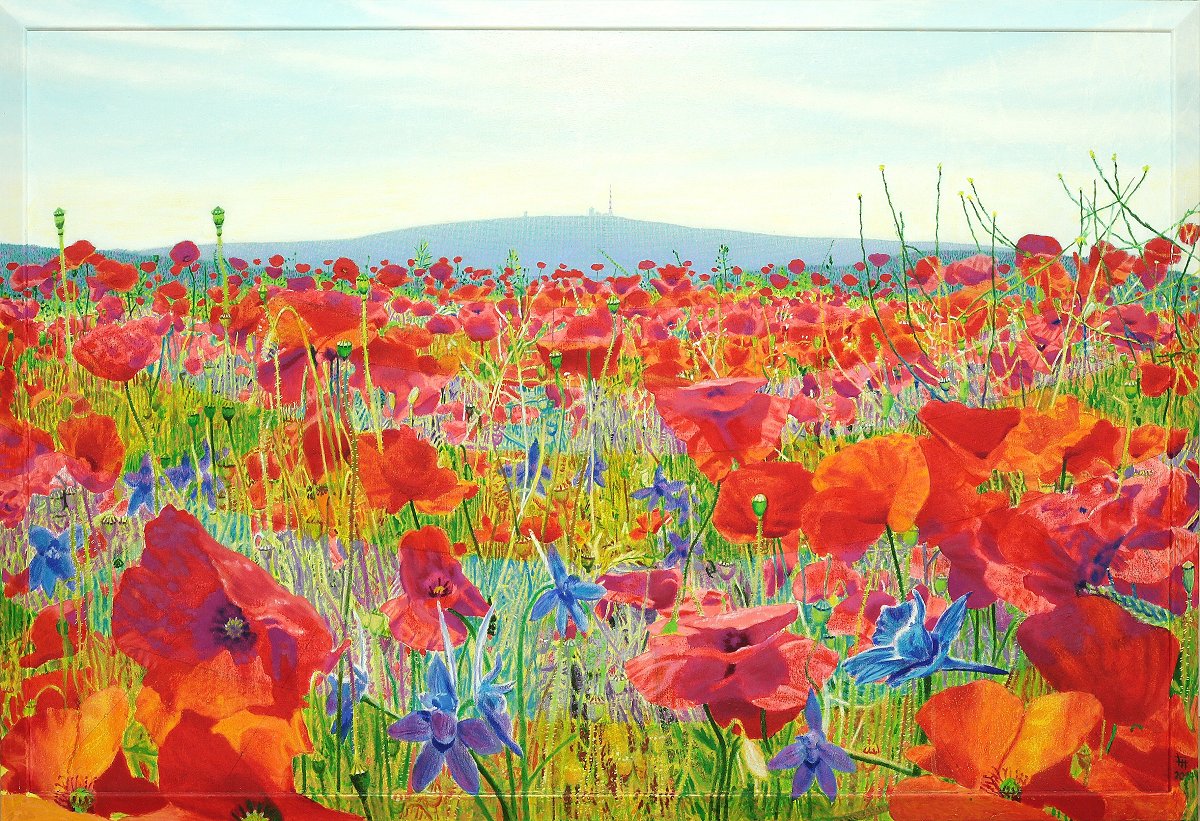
4,1,1193,248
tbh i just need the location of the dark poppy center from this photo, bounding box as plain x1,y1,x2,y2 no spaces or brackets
427,575,454,599
718,628,752,652
997,777,1023,802
211,602,255,650
234,799,284,821
983,770,1025,803
55,776,96,814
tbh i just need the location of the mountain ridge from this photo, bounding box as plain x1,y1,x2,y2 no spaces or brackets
2,214,980,271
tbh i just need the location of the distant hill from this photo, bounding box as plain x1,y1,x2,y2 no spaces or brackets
2,214,980,273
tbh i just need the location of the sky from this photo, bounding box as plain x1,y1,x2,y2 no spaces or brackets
2,1,1194,249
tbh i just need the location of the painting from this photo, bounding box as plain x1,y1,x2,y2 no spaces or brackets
1,3,1197,820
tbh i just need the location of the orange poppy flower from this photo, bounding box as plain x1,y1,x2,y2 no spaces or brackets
889,680,1103,821
801,433,929,562
356,426,473,515
57,414,125,494
0,686,162,816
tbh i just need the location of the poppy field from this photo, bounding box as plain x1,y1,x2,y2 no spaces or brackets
1,160,1197,821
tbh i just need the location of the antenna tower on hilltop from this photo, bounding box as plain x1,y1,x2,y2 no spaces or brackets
608,185,613,215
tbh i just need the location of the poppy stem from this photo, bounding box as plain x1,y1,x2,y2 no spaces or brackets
845,750,920,777
884,526,907,600
122,381,151,444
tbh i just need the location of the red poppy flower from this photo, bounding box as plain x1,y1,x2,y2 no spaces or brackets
917,401,1021,480
57,414,125,493
381,526,489,652
625,603,838,739
168,240,200,275
0,415,60,527
650,377,790,482
801,433,929,562
91,258,139,293
151,280,190,318
535,305,622,378
72,318,162,382
1142,236,1181,269
348,332,457,415
356,426,472,515
112,506,333,741
889,681,1103,821
712,461,814,543
152,710,359,820
20,597,94,669
1017,595,1179,726
64,240,99,270
1084,694,1197,820
597,567,681,617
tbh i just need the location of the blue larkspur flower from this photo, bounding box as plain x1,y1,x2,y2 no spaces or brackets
123,454,156,515
164,443,223,509
28,524,82,596
841,591,1007,687
326,666,369,745
768,696,856,801
530,544,606,635
663,531,702,569
503,439,552,496
630,465,687,513
388,616,504,794
573,448,607,490
473,606,522,755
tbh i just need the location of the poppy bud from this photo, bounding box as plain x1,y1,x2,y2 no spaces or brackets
751,493,768,519
336,340,353,359
607,294,620,314
211,206,225,233
549,350,563,371
1184,562,1195,598
53,207,65,233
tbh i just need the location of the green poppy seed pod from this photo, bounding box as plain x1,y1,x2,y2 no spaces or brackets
203,405,217,420
336,339,353,359
211,206,225,231
221,405,235,422
751,493,768,519
607,294,620,314
356,273,370,295
187,412,200,428
549,350,563,371
809,603,832,629
1183,563,1195,597
53,208,65,233
1123,380,1140,400
933,576,949,595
